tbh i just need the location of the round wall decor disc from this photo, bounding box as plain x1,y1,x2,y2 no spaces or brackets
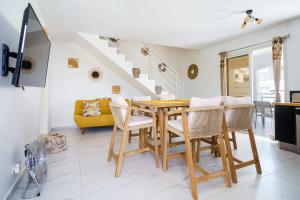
89,68,103,81
188,64,198,79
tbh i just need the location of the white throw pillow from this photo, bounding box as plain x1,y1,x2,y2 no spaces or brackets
188,96,222,125
112,96,128,122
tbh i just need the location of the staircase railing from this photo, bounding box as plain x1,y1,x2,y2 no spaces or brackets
100,36,183,97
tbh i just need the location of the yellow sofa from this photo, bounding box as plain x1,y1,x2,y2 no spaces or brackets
74,99,114,134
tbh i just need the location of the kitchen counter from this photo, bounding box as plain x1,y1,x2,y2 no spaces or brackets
273,102,300,107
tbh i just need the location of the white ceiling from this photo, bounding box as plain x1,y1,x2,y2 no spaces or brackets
36,0,300,49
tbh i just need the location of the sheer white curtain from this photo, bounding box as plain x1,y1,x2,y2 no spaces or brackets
272,37,284,102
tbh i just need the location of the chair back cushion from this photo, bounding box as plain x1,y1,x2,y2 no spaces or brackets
223,96,254,131
188,106,224,138
188,96,222,124
157,94,176,100
132,96,151,101
110,97,128,126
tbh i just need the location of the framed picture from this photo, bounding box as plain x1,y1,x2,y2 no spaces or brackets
68,58,79,68
112,85,120,94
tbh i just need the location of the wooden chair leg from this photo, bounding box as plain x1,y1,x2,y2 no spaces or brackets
152,121,160,168
223,118,237,183
128,130,132,143
138,129,143,149
196,139,200,163
108,125,117,162
183,135,198,200
248,128,262,174
169,133,173,144
162,121,169,171
231,131,237,150
115,130,128,177
218,136,231,187
81,128,85,135
192,140,196,162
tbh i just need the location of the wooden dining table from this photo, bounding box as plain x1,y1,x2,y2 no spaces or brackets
132,99,190,153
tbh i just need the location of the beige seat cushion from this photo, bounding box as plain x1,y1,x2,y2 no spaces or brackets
129,116,153,127
168,119,217,138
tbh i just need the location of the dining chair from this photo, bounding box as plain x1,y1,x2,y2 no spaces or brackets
253,100,273,128
128,96,152,144
108,97,159,177
163,97,231,200
223,96,262,184
157,94,176,100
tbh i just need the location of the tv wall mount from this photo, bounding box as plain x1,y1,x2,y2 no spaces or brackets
1,44,17,76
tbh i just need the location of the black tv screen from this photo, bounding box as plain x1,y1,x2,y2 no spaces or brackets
12,4,51,87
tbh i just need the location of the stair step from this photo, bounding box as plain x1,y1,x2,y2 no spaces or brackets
139,74,149,80
77,32,176,97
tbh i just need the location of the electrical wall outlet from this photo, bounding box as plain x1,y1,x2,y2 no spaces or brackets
12,163,20,174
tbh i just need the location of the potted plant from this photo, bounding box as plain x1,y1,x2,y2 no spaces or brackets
155,85,162,95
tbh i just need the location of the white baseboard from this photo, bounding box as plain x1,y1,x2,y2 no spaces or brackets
4,169,25,200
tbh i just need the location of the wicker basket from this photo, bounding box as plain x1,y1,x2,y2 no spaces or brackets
42,133,67,154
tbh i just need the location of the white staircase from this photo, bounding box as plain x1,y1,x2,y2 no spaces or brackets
76,32,182,97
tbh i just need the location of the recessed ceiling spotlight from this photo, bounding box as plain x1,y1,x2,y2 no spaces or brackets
241,10,263,29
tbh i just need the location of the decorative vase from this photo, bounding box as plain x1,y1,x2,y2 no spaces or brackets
132,68,141,78
155,85,162,95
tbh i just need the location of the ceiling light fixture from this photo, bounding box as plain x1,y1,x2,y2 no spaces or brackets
241,10,263,29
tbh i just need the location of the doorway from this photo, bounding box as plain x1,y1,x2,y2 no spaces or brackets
251,46,285,138
226,55,250,97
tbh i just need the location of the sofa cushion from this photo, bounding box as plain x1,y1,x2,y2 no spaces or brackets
74,114,114,128
83,101,101,117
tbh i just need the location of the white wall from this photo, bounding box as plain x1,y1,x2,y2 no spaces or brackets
48,41,147,128
0,0,46,199
185,17,300,99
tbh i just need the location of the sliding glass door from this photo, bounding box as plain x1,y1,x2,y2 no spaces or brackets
252,46,285,103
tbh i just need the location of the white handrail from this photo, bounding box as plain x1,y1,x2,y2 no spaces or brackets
101,37,183,97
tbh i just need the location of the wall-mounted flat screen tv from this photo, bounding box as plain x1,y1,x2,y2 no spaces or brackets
12,3,51,87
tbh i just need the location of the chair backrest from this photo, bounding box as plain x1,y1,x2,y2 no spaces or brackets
157,94,176,100
188,96,222,122
254,100,272,115
110,97,129,128
186,106,224,138
223,96,254,131
187,97,223,137
132,96,151,101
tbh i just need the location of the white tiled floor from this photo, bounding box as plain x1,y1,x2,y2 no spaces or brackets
11,127,300,200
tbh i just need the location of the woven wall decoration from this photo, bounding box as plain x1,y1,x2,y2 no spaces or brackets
158,63,167,72
112,85,121,94
68,58,79,68
89,68,103,81
188,64,198,79
141,47,149,56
